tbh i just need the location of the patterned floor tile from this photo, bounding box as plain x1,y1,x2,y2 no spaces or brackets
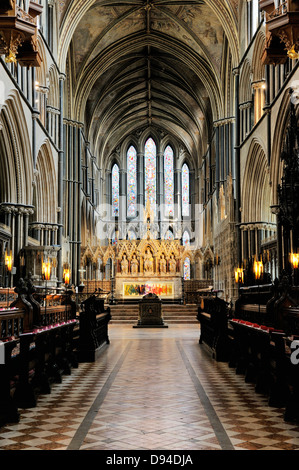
0,325,299,451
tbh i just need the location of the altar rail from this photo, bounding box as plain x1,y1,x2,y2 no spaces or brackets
79,280,111,294
0,307,25,339
184,280,213,304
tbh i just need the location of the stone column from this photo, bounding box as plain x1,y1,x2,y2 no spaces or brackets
214,124,220,199
77,127,83,288
233,67,242,266
57,73,66,286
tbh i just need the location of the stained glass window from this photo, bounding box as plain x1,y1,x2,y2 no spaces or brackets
127,230,136,240
112,163,119,217
184,257,191,280
182,230,190,246
165,229,174,240
127,146,137,217
164,145,174,217
182,163,190,217
111,230,118,246
145,137,156,214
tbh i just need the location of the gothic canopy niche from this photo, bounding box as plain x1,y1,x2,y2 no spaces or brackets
59,0,239,163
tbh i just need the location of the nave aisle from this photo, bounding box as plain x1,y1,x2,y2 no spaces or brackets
0,325,298,451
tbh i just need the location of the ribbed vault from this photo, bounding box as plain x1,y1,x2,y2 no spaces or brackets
59,0,239,162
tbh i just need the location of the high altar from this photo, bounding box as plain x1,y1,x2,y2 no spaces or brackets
114,235,183,302
104,201,186,301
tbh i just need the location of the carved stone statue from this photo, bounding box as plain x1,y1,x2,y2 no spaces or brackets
169,255,176,274
144,248,154,273
159,254,167,274
121,254,129,275
131,254,139,274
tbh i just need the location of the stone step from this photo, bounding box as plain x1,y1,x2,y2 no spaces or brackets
109,303,198,324
110,311,197,317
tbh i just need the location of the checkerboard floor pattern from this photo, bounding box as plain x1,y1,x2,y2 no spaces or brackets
1,325,299,451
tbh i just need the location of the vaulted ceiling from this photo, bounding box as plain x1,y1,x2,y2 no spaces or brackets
58,0,240,164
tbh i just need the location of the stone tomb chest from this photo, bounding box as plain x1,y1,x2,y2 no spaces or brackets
133,293,168,328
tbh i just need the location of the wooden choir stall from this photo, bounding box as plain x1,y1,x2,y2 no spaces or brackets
197,98,299,423
0,274,111,427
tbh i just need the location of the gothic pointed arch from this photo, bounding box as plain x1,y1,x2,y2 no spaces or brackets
270,88,296,206
35,140,58,225
242,139,273,224
47,65,60,110
0,90,32,206
239,59,252,104
252,30,266,84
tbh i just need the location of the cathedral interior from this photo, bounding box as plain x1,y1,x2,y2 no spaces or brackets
1,0,299,453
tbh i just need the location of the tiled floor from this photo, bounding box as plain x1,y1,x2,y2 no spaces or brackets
1,324,299,451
